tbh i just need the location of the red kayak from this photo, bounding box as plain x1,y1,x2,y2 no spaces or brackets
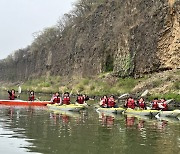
0,100,51,106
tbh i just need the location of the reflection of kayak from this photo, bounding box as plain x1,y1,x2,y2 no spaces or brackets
131,114,151,121
51,110,81,118
156,116,180,123
158,110,180,118
96,109,124,120
74,103,89,109
0,100,50,106
47,104,84,112
96,107,124,114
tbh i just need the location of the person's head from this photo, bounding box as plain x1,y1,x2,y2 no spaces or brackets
128,97,132,101
11,89,15,94
30,91,34,95
160,98,166,102
110,95,114,98
55,92,60,97
83,94,86,97
139,97,144,102
109,95,115,100
103,95,108,99
64,92,69,97
78,94,82,97
153,98,158,102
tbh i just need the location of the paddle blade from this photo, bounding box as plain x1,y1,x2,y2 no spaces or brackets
141,89,149,97
18,86,22,94
118,93,130,99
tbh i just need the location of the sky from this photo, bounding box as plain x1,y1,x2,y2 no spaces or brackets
0,0,77,59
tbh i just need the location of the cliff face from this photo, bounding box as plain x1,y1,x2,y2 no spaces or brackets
0,0,179,82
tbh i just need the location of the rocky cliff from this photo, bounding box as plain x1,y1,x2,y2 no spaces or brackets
0,0,179,82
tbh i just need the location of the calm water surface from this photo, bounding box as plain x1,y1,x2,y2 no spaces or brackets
0,91,179,154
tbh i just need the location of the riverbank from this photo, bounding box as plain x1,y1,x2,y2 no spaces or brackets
0,69,179,101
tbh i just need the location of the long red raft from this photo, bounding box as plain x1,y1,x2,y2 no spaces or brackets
0,100,51,106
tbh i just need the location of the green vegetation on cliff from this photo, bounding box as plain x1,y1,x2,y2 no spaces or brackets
1,70,179,102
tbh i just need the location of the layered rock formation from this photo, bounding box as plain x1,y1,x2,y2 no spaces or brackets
0,0,179,82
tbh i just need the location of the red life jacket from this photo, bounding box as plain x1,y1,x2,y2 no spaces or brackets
9,93,16,100
63,97,70,105
152,101,159,110
77,96,85,104
108,98,116,108
53,96,61,104
29,95,35,101
101,98,108,107
162,102,168,111
127,100,135,109
139,101,145,109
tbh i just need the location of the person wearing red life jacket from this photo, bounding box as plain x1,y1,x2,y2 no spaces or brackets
8,89,17,100
29,90,35,101
158,98,168,111
137,97,147,109
124,97,136,109
62,92,70,105
99,95,108,108
151,98,159,110
51,92,61,104
76,94,85,104
107,95,117,108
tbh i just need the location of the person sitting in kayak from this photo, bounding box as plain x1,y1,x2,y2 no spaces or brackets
8,89,17,100
76,94,85,104
83,94,90,103
158,98,168,111
51,92,61,104
137,97,147,109
99,95,108,108
29,90,35,101
62,92,70,105
124,97,136,109
151,98,159,110
107,95,117,108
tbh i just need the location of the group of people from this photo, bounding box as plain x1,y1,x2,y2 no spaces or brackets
50,92,89,105
99,95,117,108
124,97,168,111
99,95,168,111
7,89,90,105
8,89,35,101
7,89,169,110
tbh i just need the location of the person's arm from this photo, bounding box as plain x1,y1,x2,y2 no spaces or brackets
124,101,127,108
59,97,62,105
70,89,73,96
136,101,139,107
158,103,164,109
85,96,89,101
8,90,12,96
144,103,147,110
50,95,54,102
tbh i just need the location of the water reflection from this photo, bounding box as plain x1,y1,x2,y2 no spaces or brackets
0,102,179,154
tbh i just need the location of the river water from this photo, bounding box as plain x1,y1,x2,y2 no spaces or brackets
0,91,179,154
